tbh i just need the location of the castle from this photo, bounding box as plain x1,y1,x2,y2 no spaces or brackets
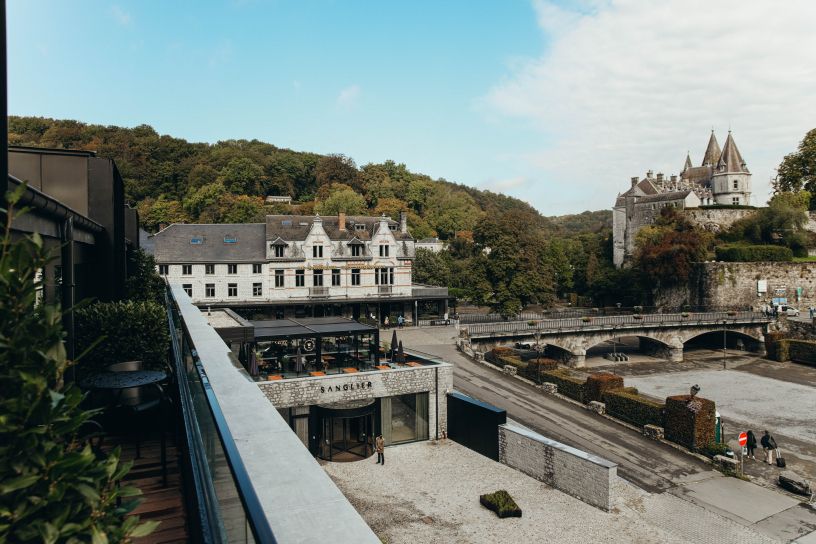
613,131,753,267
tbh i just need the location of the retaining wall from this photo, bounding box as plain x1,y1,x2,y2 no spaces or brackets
498,423,617,511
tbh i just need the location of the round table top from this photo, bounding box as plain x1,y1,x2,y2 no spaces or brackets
79,370,168,390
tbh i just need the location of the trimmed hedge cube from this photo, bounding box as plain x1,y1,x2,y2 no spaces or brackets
541,369,586,403
603,388,665,428
586,372,624,402
479,490,522,518
664,395,715,451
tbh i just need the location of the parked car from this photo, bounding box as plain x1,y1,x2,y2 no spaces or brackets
515,342,532,349
784,306,800,317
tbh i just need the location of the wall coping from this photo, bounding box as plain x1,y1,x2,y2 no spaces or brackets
256,361,451,385
500,422,618,469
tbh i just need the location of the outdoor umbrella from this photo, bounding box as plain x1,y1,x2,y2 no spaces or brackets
390,330,398,362
296,347,304,374
249,347,259,377
238,343,246,365
398,340,405,363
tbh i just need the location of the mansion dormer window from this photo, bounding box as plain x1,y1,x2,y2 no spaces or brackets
274,246,284,258
379,244,389,257
351,245,362,257
312,245,323,258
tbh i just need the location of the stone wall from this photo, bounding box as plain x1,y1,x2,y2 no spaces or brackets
259,364,453,439
684,208,757,233
655,261,816,310
498,423,617,511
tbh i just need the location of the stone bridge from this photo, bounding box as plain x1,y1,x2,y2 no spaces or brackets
462,311,772,367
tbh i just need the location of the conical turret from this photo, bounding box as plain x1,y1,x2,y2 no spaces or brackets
701,131,721,166
683,152,692,172
717,131,749,173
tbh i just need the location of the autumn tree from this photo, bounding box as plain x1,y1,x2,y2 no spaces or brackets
315,154,360,191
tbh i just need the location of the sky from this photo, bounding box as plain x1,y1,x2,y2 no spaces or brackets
8,0,816,214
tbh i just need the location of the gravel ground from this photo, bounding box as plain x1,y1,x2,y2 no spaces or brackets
321,440,775,544
626,369,816,444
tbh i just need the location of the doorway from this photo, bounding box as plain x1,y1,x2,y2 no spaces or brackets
317,399,376,462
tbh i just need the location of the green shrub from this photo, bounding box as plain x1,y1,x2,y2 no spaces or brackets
519,358,559,381
479,490,522,518
541,369,586,403
715,244,793,262
0,193,156,542
125,248,166,305
664,395,716,451
603,389,664,427
586,372,624,402
75,300,170,375
702,442,731,459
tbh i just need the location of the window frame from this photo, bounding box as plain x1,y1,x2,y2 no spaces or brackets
228,283,238,297
313,269,324,287
275,269,285,288
331,269,341,286
205,264,215,275
252,282,263,297
205,283,215,298
312,245,323,258
182,284,192,297
295,269,305,287
159,264,169,275
182,264,192,276
351,268,361,286
227,264,238,274
253,263,262,274
274,246,285,258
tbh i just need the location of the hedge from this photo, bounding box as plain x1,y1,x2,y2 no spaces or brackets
787,339,816,366
485,347,515,365
603,389,665,428
480,490,522,518
715,244,793,262
586,372,624,402
519,358,559,381
75,300,170,375
664,395,715,451
541,369,586,403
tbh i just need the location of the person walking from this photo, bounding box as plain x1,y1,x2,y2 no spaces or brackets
746,430,757,460
375,434,385,465
383,316,390,329
397,315,404,328
760,430,777,464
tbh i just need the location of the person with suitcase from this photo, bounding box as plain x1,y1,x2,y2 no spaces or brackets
760,430,778,465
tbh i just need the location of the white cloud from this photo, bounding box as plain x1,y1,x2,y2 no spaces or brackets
336,84,361,109
110,5,132,26
484,0,816,212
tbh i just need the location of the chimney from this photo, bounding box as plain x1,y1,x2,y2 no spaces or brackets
399,211,407,234
656,172,664,182
646,170,654,179
670,175,677,183
339,211,346,231
631,176,639,188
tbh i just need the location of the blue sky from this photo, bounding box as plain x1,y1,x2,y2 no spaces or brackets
9,1,816,213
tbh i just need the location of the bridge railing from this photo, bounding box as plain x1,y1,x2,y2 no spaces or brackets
463,311,769,337
457,306,754,324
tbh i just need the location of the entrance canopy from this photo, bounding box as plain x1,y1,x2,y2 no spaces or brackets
253,316,376,341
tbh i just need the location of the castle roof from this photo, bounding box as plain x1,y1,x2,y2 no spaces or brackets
701,131,721,166
637,190,692,203
717,132,749,173
683,152,692,172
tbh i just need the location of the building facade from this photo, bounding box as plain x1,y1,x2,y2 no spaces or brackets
153,212,448,322
613,131,753,267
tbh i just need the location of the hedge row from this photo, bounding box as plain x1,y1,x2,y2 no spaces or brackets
715,244,793,262
586,373,624,402
541,369,586,403
519,358,559,381
664,395,716,451
603,388,665,428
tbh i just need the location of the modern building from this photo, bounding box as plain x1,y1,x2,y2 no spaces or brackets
265,195,292,205
613,131,753,267
152,212,449,322
416,236,446,253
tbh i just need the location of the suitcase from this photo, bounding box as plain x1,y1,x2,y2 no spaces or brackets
776,449,786,468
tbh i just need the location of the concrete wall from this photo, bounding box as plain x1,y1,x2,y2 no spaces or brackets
656,261,816,310
259,364,453,440
498,423,617,511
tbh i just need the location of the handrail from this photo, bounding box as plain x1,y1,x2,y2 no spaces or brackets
166,287,277,543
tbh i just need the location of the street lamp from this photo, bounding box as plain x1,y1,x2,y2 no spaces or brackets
534,330,542,384
722,319,727,370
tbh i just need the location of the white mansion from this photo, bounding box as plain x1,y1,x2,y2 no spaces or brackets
152,212,448,322
613,131,753,267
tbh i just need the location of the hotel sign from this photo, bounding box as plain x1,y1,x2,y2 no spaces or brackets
320,381,373,394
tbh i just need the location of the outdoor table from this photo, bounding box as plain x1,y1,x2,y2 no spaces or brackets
406,362,422,367
375,365,390,370
266,375,283,381
79,370,168,390
309,371,326,377
342,367,359,373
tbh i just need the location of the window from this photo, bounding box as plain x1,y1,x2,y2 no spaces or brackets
205,264,215,275
351,269,361,286
253,283,263,296
159,265,168,275
732,197,740,205
313,269,323,286
354,224,366,231
295,269,305,287
332,269,340,286
274,246,285,258
182,264,192,275
253,263,262,274
351,245,362,257
228,283,238,297
224,236,237,244
379,244,389,257
312,245,323,258
388,225,397,231
377,267,394,285
275,269,284,287
182,284,192,297
228,264,238,274
733,179,739,190
205,284,215,297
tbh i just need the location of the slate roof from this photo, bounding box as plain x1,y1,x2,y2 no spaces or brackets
264,215,413,242
153,223,266,263
702,131,721,166
717,132,749,173
637,190,692,203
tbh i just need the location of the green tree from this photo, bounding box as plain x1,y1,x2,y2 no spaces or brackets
775,128,816,208
424,185,482,239
183,182,227,220
721,191,810,254
315,187,367,216
187,163,219,189
125,249,166,305
219,157,265,195
220,194,266,223
413,248,451,286
138,196,189,232
635,207,711,287
314,154,359,191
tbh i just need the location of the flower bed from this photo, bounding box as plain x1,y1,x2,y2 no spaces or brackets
541,369,586,403
479,490,522,518
603,388,665,428
664,395,715,451
585,372,624,402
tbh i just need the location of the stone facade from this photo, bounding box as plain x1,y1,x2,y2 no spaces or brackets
684,208,757,233
259,364,453,440
498,423,617,511
613,131,754,267
656,261,816,310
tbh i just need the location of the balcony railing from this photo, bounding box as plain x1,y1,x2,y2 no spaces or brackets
378,285,393,295
309,286,329,298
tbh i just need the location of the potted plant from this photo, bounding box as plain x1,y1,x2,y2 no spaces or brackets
582,317,592,323
633,314,643,320
527,320,537,327
681,312,689,318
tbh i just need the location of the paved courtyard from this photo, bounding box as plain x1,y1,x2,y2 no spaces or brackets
321,440,782,544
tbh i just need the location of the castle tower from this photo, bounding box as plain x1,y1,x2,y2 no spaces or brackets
701,131,721,166
711,131,751,205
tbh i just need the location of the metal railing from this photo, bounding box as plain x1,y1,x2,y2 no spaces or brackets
166,288,276,543
457,306,755,324
308,286,329,298
464,311,770,337
378,285,393,295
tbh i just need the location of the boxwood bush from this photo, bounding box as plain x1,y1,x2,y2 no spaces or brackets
586,372,624,402
715,244,793,262
603,388,665,428
541,369,586,403
479,490,522,518
519,358,559,382
664,395,716,451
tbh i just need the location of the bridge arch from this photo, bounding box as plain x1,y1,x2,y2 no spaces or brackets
544,332,684,365
681,328,765,353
